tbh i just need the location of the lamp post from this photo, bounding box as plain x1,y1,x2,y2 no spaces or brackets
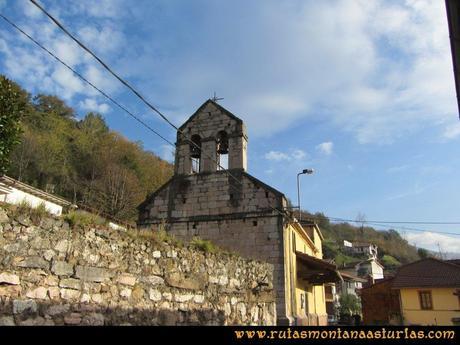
297,168,314,222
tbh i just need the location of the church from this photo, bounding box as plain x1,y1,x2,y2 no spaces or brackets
138,99,341,325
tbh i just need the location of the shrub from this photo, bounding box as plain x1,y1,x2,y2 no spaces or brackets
190,237,217,254
64,210,107,228
11,200,51,224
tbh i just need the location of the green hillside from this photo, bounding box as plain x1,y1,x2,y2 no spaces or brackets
2,75,173,222
305,211,422,270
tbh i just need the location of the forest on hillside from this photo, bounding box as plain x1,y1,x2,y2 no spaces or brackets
303,211,424,269
1,75,173,222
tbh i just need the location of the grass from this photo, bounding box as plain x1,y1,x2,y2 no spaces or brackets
11,200,51,224
126,227,184,248
381,254,401,267
190,237,218,254
64,210,107,228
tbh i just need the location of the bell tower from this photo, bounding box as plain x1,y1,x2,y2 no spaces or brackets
174,99,247,175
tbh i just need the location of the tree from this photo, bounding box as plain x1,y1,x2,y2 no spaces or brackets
417,248,430,259
339,293,361,316
0,76,28,174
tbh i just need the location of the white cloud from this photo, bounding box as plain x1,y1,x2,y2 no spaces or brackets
125,0,455,143
69,0,124,19
443,122,460,139
291,149,306,160
406,231,460,253
0,0,124,109
1,0,457,145
316,142,333,155
79,98,110,114
265,149,307,161
265,151,291,161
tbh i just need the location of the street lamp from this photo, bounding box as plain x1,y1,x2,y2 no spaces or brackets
297,168,314,222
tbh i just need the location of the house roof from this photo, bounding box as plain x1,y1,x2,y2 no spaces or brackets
360,276,395,290
392,258,460,289
178,99,244,131
137,170,287,213
342,257,385,270
446,0,460,117
446,259,460,266
296,251,342,284
339,271,368,283
0,175,71,207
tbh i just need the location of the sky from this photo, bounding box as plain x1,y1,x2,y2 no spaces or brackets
0,0,459,254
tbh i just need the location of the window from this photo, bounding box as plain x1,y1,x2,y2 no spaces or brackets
418,290,433,310
300,293,306,310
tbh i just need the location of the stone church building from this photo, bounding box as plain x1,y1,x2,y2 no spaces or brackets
138,100,340,325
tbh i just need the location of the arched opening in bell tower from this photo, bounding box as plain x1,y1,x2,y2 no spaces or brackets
216,130,229,170
190,134,201,173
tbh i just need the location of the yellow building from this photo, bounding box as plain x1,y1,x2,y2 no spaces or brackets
392,258,460,325
283,220,342,325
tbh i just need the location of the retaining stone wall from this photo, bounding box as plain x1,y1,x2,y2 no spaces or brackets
0,207,276,326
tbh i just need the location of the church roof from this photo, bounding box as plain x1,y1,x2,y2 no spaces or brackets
178,99,243,131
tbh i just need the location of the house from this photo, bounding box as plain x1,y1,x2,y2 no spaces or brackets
341,257,384,283
137,99,341,325
344,242,378,259
361,258,460,325
324,283,339,323
361,277,401,325
0,175,71,216
392,258,460,325
337,271,367,296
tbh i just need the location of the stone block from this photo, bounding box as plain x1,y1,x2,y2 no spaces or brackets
75,266,112,282
60,288,81,300
0,285,21,297
51,261,74,276
140,275,164,286
117,273,137,286
149,289,161,301
16,256,49,270
13,299,37,314
0,272,20,285
59,278,81,290
165,272,204,290
26,287,48,299
47,304,70,316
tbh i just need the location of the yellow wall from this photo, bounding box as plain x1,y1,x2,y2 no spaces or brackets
284,222,327,324
400,288,460,325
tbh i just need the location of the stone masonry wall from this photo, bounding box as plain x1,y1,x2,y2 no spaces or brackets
138,172,288,324
0,207,276,326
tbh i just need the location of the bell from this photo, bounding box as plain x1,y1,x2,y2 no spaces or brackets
217,141,228,154
190,146,201,158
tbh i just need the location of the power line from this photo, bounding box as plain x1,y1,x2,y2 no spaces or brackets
12,5,460,232
27,0,288,218
29,0,178,130
0,14,175,148
326,217,460,236
0,12,286,220
327,217,460,226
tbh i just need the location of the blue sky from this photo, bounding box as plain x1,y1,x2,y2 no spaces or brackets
1,0,459,253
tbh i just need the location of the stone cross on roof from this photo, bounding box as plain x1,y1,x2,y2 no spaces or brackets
211,92,223,103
